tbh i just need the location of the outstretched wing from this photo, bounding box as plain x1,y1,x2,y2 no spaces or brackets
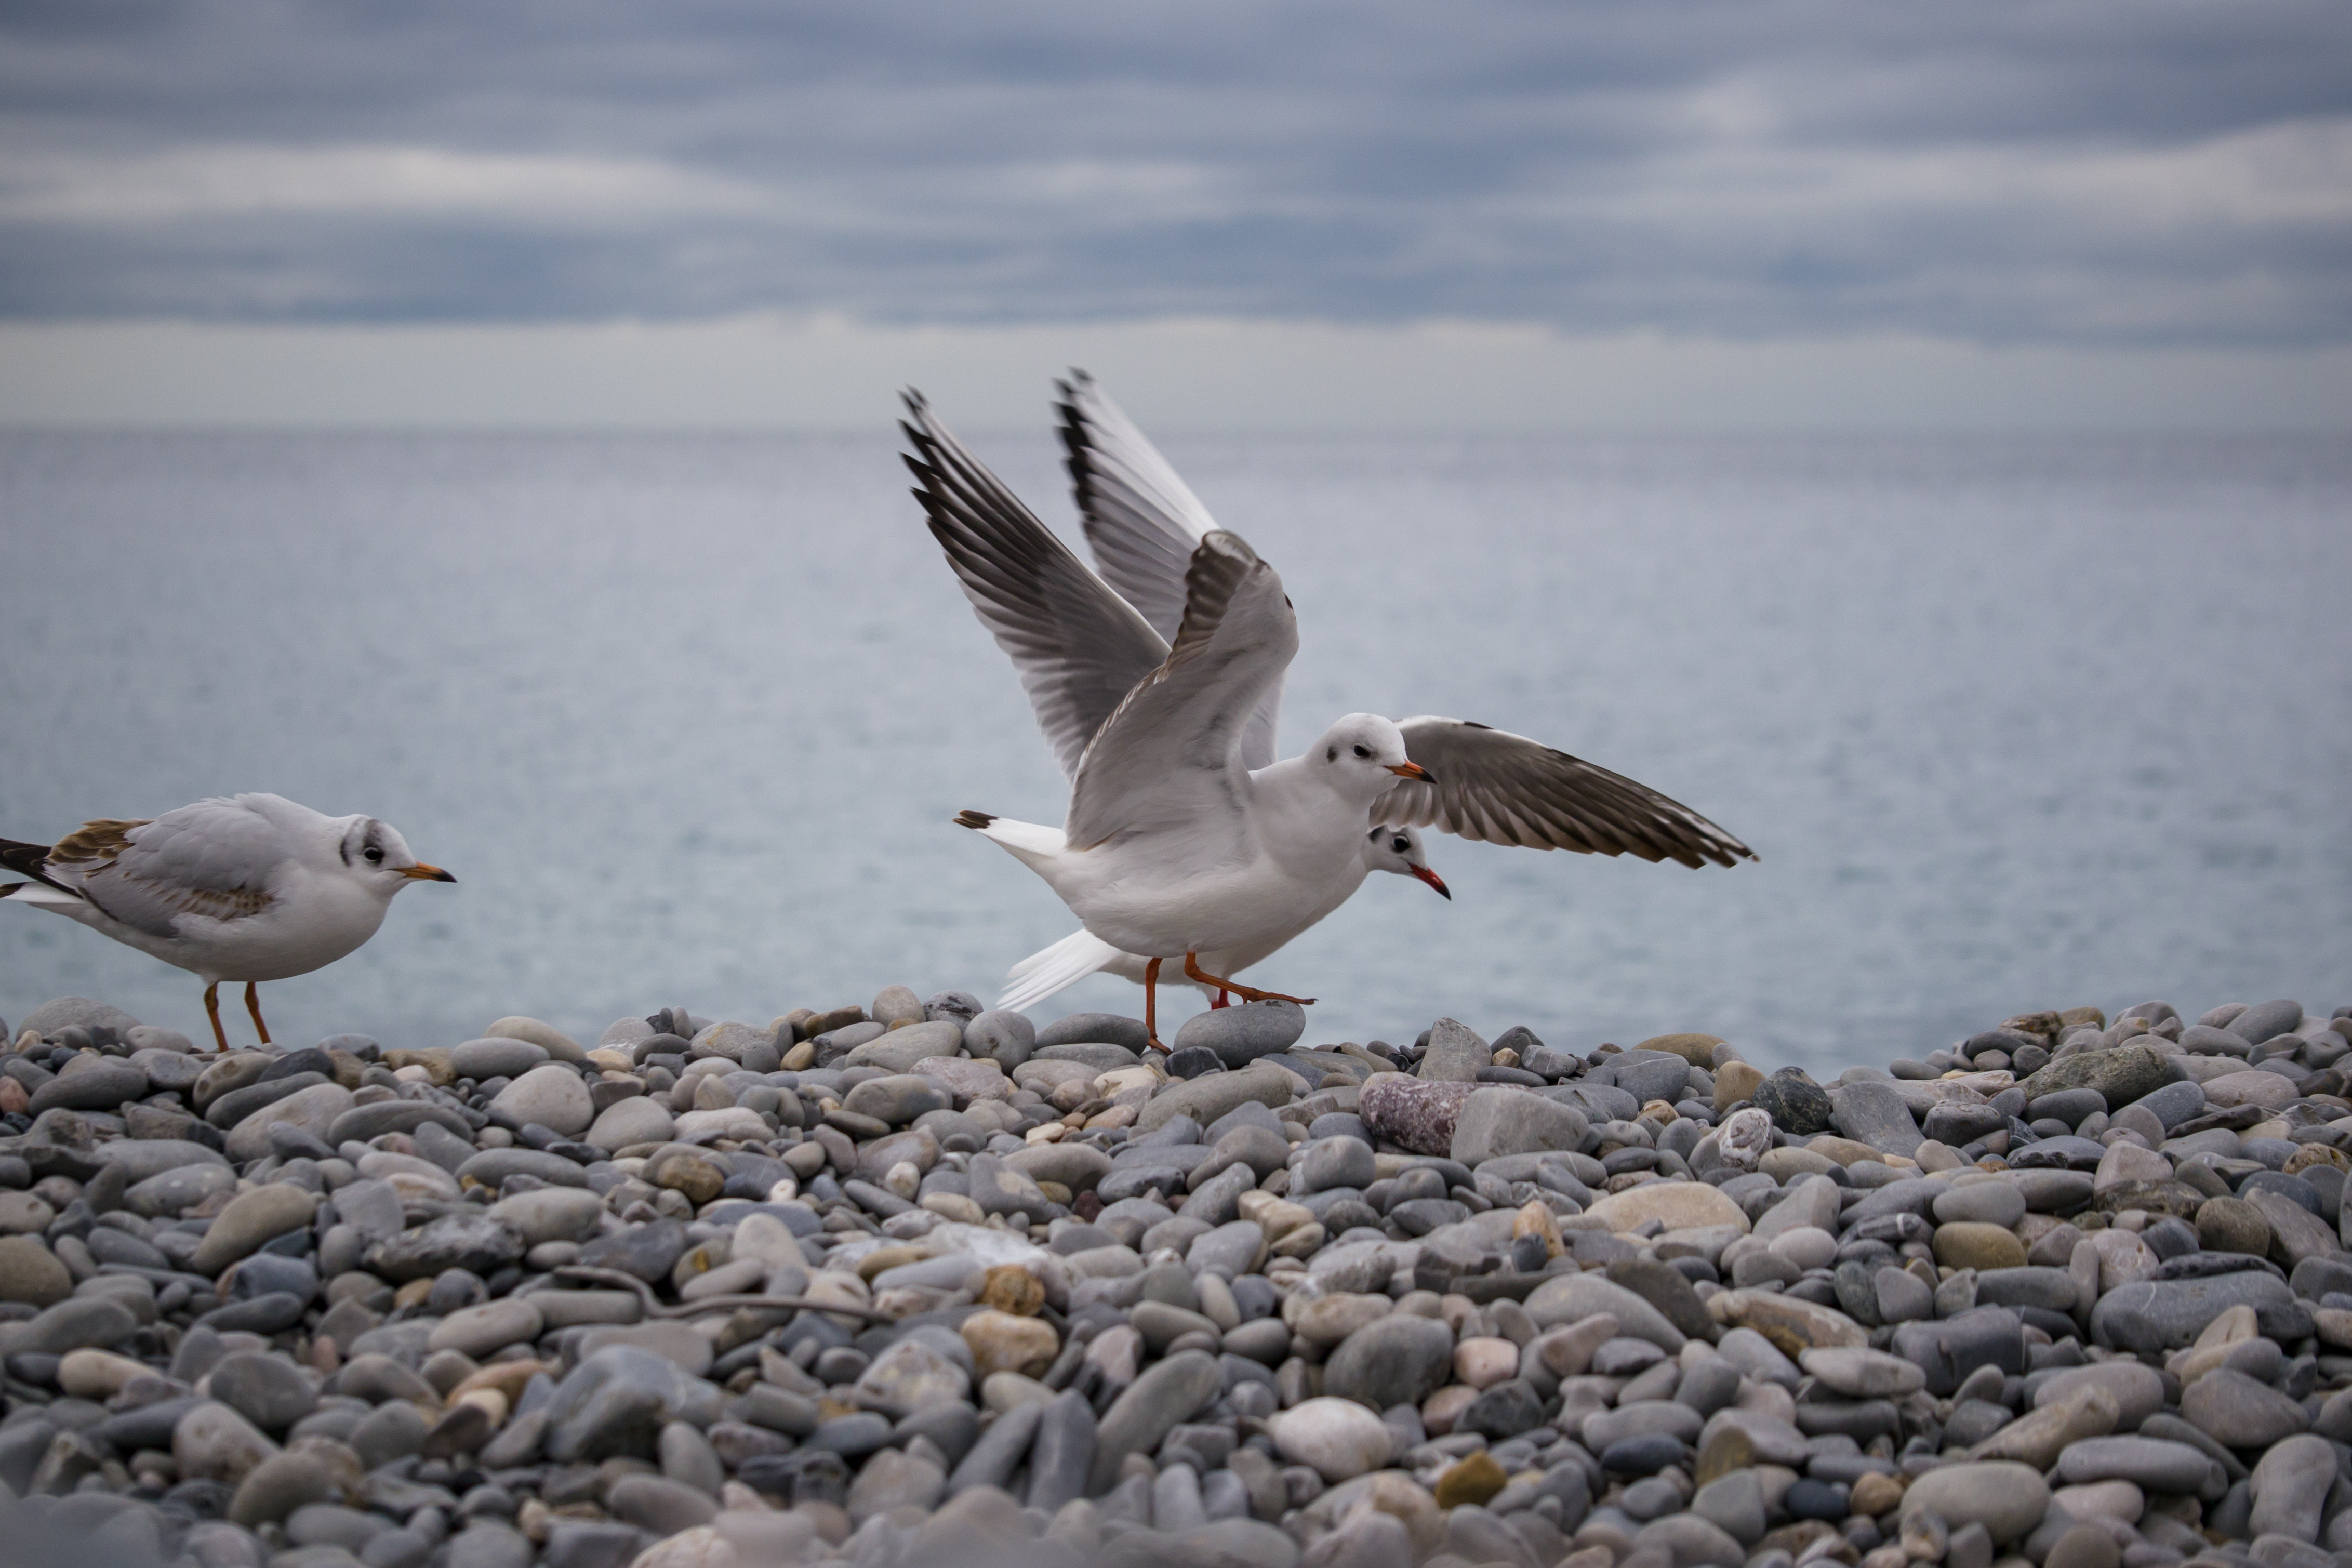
61,800,282,936
1370,718,1757,869
1058,370,1283,769
1065,531,1298,852
902,391,1171,783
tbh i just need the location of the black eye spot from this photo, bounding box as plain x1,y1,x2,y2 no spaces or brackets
1392,837,1410,853
364,846,384,863
1352,745,1370,759
1325,747,1337,762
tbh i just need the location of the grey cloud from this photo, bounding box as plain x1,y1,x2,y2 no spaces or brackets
0,1,2345,342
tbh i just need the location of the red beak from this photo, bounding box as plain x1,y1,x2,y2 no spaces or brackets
1388,761,1434,782
1411,865,1452,900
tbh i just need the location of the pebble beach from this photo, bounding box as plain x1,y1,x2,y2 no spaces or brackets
2,988,2350,1568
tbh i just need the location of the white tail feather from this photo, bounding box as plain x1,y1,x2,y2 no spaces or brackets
999,927,1124,1013
1,882,87,913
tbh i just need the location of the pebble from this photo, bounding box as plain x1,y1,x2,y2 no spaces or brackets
1172,999,1307,1067
1270,1397,1394,1482
0,989,2340,1568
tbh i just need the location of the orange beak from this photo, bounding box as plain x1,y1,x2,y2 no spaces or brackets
401,863,457,883
1388,761,1434,782
1411,865,1451,900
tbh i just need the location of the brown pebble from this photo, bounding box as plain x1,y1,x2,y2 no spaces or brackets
980,1264,1044,1317
1432,1450,1507,1509
2045,1524,2120,1568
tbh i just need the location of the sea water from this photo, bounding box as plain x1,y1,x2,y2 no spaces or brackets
2,429,2346,1075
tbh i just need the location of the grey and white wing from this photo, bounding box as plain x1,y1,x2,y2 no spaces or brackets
62,797,284,936
902,391,1171,783
1065,530,1298,851
1058,370,1282,770
1370,718,1758,869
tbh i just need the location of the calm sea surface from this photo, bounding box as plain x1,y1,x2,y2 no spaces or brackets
2,429,2346,1075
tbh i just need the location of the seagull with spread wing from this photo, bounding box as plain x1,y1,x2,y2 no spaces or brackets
1,793,455,1050
903,376,1755,1048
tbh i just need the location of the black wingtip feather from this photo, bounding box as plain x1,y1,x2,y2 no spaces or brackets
0,839,63,893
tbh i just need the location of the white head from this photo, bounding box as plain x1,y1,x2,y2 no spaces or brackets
1363,823,1450,899
1312,713,1432,802
333,815,455,899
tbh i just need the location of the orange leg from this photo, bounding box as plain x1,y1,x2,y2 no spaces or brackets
1143,956,1164,1052
203,983,229,1052
244,982,272,1045
1210,990,1231,1009
1184,952,1314,1006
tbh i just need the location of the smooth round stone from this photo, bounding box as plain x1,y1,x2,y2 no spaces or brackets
1297,1137,1376,1193
965,1010,1035,1068
481,1015,583,1061
960,1310,1059,1379
1899,1461,2051,1544
450,1038,548,1082
2196,1197,2271,1256
1591,1336,1666,1377
1270,1397,1394,1482
842,1074,951,1126
209,1351,320,1433
1585,1182,1749,1235
857,986,920,1028
2034,1362,2165,1428
1768,1226,1837,1271
2046,1524,2123,1568
20,996,141,1035
444,1523,534,1568
175,1400,281,1483
1799,1346,1925,1398
228,1451,337,1526
488,1186,604,1245
28,1058,149,1114
1452,1337,1521,1389
2229,999,2303,1045
2051,1482,2145,1526
1321,1313,1456,1411
2027,1089,2107,1127
1173,1001,1306,1068
1036,1012,1152,1052
488,1065,593,1137
428,1299,545,1360
1785,1479,1849,1521
1600,1433,1687,1476
2179,1367,2308,1446
1932,1222,2027,1272
2054,1437,2219,1493
2250,1433,2335,1543
0,1235,73,1307
1933,1182,2027,1228
191,1185,317,1274
1876,1266,1934,1325
586,1096,675,1151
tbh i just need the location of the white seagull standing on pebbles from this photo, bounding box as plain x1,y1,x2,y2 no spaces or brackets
902,378,1756,1049
1,793,454,1051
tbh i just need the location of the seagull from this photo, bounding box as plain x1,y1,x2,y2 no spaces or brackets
903,379,1755,1048
1000,822,1451,1015
0,793,455,1051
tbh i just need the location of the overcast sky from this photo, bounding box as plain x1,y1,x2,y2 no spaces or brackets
3,0,2347,346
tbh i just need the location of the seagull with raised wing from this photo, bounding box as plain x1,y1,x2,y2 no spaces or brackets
903,382,1755,1047
1,793,455,1050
